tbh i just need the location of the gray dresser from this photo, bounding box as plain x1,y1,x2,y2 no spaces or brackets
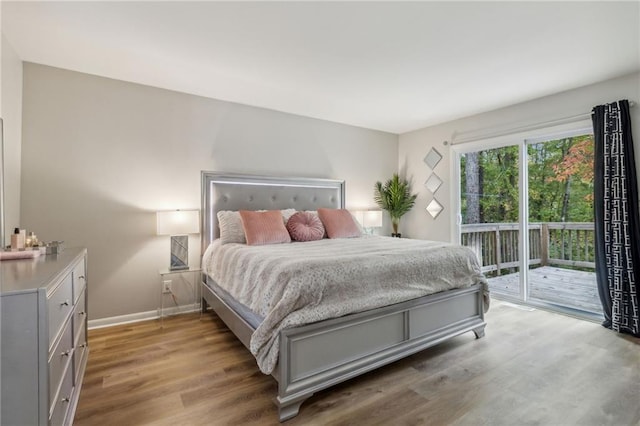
1,248,88,426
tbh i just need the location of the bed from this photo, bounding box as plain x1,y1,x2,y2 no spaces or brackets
200,172,488,422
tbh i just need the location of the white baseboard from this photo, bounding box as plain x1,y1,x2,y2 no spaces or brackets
88,305,200,330
88,310,159,329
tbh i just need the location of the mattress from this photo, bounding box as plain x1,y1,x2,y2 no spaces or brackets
203,235,489,374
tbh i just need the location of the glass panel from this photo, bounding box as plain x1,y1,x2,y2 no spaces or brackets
459,146,521,299
527,135,601,314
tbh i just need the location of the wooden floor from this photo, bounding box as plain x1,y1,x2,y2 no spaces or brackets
75,301,640,426
487,266,602,314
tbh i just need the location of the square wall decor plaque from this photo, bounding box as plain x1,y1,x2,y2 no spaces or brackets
423,148,443,169
426,199,444,219
424,173,443,194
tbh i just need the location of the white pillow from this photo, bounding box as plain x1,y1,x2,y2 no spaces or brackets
217,211,246,244
350,211,365,234
217,209,298,244
281,208,297,222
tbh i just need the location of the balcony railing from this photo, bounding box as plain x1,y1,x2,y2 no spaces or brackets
461,222,595,275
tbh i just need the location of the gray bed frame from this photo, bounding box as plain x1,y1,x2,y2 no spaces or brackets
200,172,486,422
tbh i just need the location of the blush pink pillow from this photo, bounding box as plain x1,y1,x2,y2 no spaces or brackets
286,212,325,242
317,208,362,239
239,210,292,246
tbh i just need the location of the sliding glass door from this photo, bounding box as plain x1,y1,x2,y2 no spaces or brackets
459,145,522,299
526,133,600,315
455,126,602,318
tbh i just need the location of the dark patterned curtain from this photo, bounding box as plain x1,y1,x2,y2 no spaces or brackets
592,99,640,337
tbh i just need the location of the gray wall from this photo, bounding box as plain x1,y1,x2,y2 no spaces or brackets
399,72,640,242
20,63,398,320
1,34,23,248
17,63,640,321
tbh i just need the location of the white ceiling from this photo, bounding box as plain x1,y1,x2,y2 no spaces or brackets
3,1,639,134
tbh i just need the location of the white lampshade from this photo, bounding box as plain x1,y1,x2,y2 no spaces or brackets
157,210,200,235
353,210,365,227
363,210,383,228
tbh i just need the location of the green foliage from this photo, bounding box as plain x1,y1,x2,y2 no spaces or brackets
374,174,418,233
460,134,594,224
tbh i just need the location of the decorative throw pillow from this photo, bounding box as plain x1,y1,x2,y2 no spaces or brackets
317,208,362,239
303,211,328,238
217,209,297,244
217,211,246,244
239,210,292,246
286,211,325,242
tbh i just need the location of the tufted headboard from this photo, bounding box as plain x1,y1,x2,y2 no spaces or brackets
200,172,345,253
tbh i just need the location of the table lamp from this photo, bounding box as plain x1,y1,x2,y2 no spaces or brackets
363,210,383,229
354,210,383,234
157,210,200,270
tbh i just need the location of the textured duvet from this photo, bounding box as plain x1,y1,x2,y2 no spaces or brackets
202,236,489,374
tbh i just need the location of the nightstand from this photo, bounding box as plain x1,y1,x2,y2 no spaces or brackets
159,267,201,326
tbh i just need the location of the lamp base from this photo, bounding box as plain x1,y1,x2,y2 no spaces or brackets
170,235,189,270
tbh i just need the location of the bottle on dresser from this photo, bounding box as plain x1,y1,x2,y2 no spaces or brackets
10,228,25,250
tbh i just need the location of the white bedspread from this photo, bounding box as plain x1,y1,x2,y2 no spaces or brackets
203,236,489,374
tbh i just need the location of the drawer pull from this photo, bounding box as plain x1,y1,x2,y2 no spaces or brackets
79,343,87,348
61,350,71,357
61,300,70,307
78,311,86,316
78,275,85,280
61,397,70,403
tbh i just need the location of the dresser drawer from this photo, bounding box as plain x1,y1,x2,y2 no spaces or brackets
72,261,86,303
74,337,88,385
73,292,87,343
48,275,73,348
48,321,73,412
49,365,73,426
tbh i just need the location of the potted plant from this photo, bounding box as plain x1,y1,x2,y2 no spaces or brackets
374,174,418,237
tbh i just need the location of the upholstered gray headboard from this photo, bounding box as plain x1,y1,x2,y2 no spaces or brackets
200,172,345,253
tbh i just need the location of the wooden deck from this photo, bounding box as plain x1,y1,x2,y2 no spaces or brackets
487,266,602,314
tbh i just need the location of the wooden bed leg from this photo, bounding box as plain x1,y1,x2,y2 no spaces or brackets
473,324,486,338
276,394,313,422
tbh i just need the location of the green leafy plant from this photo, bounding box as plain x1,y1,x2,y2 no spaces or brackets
374,174,418,235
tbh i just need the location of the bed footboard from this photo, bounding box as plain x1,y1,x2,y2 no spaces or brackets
275,284,485,421
202,279,485,423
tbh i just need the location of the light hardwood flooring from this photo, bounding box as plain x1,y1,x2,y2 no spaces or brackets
75,300,640,425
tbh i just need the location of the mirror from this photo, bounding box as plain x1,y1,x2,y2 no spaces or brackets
426,199,444,219
423,148,442,169
424,173,443,194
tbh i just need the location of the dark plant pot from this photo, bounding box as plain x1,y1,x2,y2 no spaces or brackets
391,233,402,238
